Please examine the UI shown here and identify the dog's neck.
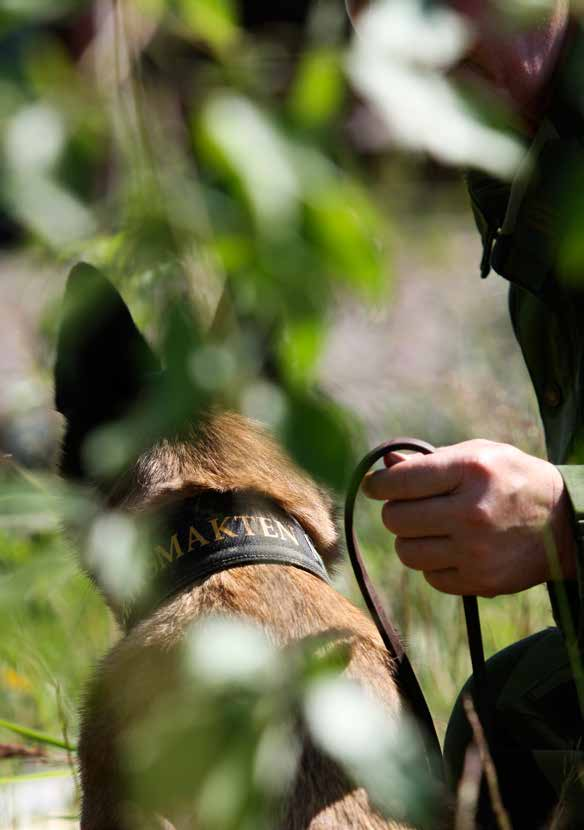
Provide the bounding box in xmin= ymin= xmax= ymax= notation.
xmin=123 ymin=490 xmax=331 ymax=627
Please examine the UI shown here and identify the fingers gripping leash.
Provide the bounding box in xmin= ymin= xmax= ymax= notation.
xmin=345 ymin=437 xmax=487 ymax=782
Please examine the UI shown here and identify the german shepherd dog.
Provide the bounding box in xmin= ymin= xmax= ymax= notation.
xmin=55 ymin=264 xmax=415 ymax=829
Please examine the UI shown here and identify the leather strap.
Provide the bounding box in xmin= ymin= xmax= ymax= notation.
xmin=124 ymin=492 xmax=331 ymax=627
xmin=345 ymin=437 xmax=487 ymax=782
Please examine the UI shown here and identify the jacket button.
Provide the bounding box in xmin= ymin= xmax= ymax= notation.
xmin=543 ymin=383 xmax=562 ymax=408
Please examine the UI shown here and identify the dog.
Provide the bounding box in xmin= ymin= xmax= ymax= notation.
xmin=55 ymin=263 xmax=422 ymax=829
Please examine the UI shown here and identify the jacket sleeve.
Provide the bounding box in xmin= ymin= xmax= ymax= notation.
xmin=557 ymin=466 xmax=584 ymax=556
xmin=549 ymin=20 xmax=584 ymax=586
xmin=551 ymin=467 xmax=584 ymax=639
xmin=465 ymin=26 xmax=584 ymax=618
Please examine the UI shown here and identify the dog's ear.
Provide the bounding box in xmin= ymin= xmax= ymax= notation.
xmin=55 ymin=262 xmax=161 ymax=480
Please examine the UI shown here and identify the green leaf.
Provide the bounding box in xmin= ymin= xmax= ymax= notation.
xmin=0 ymin=0 xmax=82 ymax=30
xmin=278 ymin=318 xmax=325 ymax=386
xmin=4 ymin=170 xmax=97 ymax=249
xmin=178 ymin=0 xmax=239 ymax=51
xmin=0 ymin=470 xmax=96 ymax=533
xmin=198 ymin=94 xmax=300 ymax=232
xmin=305 ymin=179 xmax=386 ymax=298
xmin=0 ymin=768 xmax=73 ymax=785
xmin=0 ymin=718 xmax=76 ymax=752
xmin=280 ymin=393 xmax=357 ymax=491
xmin=289 ymin=49 xmax=345 ymax=129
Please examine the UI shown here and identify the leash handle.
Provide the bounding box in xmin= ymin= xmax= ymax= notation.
xmin=345 ymin=437 xmax=487 ymax=782
xmin=345 ymin=438 xmax=443 ymax=780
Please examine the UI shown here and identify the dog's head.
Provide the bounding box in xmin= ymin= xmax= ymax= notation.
xmin=55 ymin=264 xmax=338 ymax=618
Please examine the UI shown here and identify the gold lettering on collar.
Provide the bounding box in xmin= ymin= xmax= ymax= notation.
xmin=154 ymin=533 xmax=184 ymax=569
xmin=258 ymin=516 xmax=279 ymax=539
xmin=234 ymin=515 xmax=256 ymax=536
xmin=274 ymin=520 xmax=298 ymax=545
xmin=188 ymin=525 xmax=209 ymax=551
xmin=209 ymin=516 xmax=238 ymax=541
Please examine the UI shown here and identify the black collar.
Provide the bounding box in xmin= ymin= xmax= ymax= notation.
xmin=124 ymin=491 xmax=331 ymax=627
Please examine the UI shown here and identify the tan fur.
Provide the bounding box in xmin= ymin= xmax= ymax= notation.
xmin=111 ymin=411 xmax=337 ymax=561
xmin=78 ymin=412 xmax=414 ymax=829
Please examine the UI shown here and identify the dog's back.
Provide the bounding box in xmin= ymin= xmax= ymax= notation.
xmin=80 ymin=569 xmax=405 ymax=828
xmin=55 ymin=266 xmax=413 ymax=829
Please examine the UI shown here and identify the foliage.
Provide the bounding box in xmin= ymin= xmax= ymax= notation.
xmin=0 ymin=0 xmax=580 ymax=826
xmin=0 ymin=0 xmax=394 ymax=823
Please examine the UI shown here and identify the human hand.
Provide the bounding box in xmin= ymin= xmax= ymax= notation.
xmin=363 ymin=439 xmax=577 ymax=596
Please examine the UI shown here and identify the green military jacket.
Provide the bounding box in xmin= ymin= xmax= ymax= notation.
xmin=466 ymin=67 xmax=584 ymax=638
xmin=449 ymin=30 xmax=584 ymax=807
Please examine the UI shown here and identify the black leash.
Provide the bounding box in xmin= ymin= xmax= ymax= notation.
xmin=345 ymin=437 xmax=487 ymax=781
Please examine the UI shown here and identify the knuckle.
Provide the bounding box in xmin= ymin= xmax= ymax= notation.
xmin=464 ymin=441 xmax=509 ymax=478
xmin=466 ymin=499 xmax=492 ymax=528
xmin=462 ymin=438 xmax=491 ymax=451
xmin=465 ymin=441 xmax=516 ymax=480
xmin=465 ymin=453 xmax=495 ymax=481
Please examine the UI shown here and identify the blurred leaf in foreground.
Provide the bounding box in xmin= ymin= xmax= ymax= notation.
xmin=177 ymin=0 xmax=239 ymax=52
xmin=122 ymin=616 xmax=421 ymax=828
xmin=288 ymin=48 xmax=345 ymax=129
xmin=0 ymin=0 xmax=81 ymax=28
xmin=347 ymin=0 xmax=523 ymax=176
xmin=199 ymin=93 xmax=301 ymax=233
xmin=305 ymin=677 xmax=439 ymax=825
